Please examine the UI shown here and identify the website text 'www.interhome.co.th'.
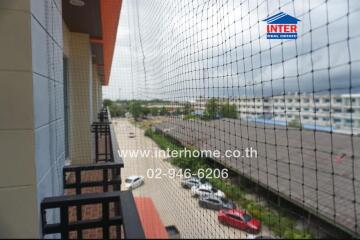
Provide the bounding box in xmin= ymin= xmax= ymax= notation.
xmin=117 ymin=147 xmax=258 ymax=159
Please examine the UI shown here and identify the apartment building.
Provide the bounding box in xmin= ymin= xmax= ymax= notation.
xmin=0 ymin=0 xmax=121 ymax=237
xmin=194 ymin=93 xmax=360 ymax=130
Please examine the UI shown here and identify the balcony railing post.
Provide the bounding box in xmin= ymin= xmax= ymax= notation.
xmin=95 ymin=124 xmax=99 ymax=163
xmin=60 ymin=205 xmax=69 ymax=239
xmin=103 ymin=200 xmax=110 ymax=239
xmin=75 ymin=169 xmax=82 ymax=239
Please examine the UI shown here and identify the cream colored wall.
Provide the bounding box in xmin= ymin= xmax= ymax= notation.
xmin=66 ymin=32 xmax=93 ymax=164
xmin=0 ymin=0 xmax=65 ymax=237
xmin=63 ymin=22 xmax=105 ymax=164
xmin=92 ymin=64 xmax=99 ymax=121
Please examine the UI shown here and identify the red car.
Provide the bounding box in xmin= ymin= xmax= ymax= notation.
xmin=218 ymin=209 xmax=261 ymax=233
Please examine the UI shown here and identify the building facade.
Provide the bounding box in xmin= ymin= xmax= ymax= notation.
xmin=194 ymin=93 xmax=360 ymax=131
xmin=0 ymin=0 xmax=121 ymax=237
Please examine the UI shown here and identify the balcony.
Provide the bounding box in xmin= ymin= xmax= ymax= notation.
xmin=40 ymin=108 xmax=145 ymax=239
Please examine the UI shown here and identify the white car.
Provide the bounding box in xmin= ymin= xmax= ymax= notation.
xmin=125 ymin=176 xmax=144 ymax=189
xmin=191 ymin=184 xmax=225 ymax=198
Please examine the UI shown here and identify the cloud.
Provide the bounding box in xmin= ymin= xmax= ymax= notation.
xmin=104 ymin=0 xmax=360 ymax=100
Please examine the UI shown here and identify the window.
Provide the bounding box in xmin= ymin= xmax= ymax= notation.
xmin=304 ymin=116 xmax=309 ymax=120
xmin=315 ymin=98 xmax=320 ymax=103
xmin=227 ymin=214 xmax=243 ymax=221
xmin=209 ymin=199 xmax=220 ymax=204
xmin=334 ymin=118 xmax=341 ymax=123
xmin=304 ymin=108 xmax=309 ymax=111
xmin=336 ymin=98 xmax=342 ymax=103
xmin=241 ymin=214 xmax=252 ymax=222
xmin=324 ymin=98 xmax=330 ymax=103
xmin=334 ymin=109 xmax=342 ymax=113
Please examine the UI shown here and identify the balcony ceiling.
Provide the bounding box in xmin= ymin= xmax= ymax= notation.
xmin=62 ymin=0 xmax=102 ymax=38
xmin=62 ymin=0 xmax=122 ymax=85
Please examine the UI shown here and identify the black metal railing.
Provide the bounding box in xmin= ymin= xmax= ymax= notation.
xmin=92 ymin=107 xmax=123 ymax=164
xmin=63 ymin=162 xmax=122 ymax=195
xmin=41 ymin=190 xmax=144 ymax=239
xmin=40 ymin=108 xmax=144 ymax=239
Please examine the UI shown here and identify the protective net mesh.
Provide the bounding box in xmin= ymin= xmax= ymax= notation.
xmin=102 ymin=0 xmax=360 ymax=238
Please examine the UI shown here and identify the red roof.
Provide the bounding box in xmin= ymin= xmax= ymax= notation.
xmin=135 ymin=197 xmax=168 ymax=239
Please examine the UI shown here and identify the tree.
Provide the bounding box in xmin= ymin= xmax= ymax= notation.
xmin=159 ymin=106 xmax=169 ymax=116
xmin=288 ymin=118 xmax=302 ymax=128
xmin=220 ymin=102 xmax=238 ymax=119
xmin=109 ymin=104 xmax=126 ymax=117
xmin=183 ymin=102 xmax=193 ymax=115
xmin=129 ymin=101 xmax=143 ymax=121
xmin=150 ymin=107 xmax=159 ymax=116
xmin=205 ymin=98 xmax=220 ymax=119
xmin=103 ymin=99 xmax=113 ymax=107
xmin=142 ymin=107 xmax=151 ymax=116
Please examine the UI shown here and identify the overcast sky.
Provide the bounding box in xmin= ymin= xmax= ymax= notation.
xmin=103 ymin=0 xmax=360 ymax=101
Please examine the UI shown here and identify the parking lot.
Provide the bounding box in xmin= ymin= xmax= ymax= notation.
xmin=114 ymin=118 xmax=272 ymax=239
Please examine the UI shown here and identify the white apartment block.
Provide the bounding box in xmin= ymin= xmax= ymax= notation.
xmin=193 ymin=93 xmax=360 ymax=130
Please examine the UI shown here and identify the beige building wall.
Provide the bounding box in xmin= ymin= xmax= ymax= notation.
xmin=63 ymin=23 xmax=104 ymax=165
xmin=98 ymin=81 xmax=103 ymax=110
xmin=0 ymin=0 xmax=65 ymax=237
xmin=93 ymin=64 xmax=100 ymax=121
xmin=66 ymin=32 xmax=93 ymax=164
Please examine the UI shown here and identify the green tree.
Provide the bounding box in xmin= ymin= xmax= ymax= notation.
xmin=150 ymin=107 xmax=159 ymax=116
xmin=183 ymin=102 xmax=193 ymax=115
xmin=205 ymin=98 xmax=220 ymax=119
xmin=142 ymin=107 xmax=151 ymax=116
xmin=103 ymin=99 xmax=113 ymax=107
xmin=159 ymin=106 xmax=169 ymax=116
xmin=129 ymin=101 xmax=143 ymax=121
xmin=288 ymin=118 xmax=302 ymax=128
xmin=220 ymin=102 xmax=238 ymax=119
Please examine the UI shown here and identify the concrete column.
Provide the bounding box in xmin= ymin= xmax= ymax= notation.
xmin=68 ymin=32 xmax=93 ymax=164
xmin=92 ymin=64 xmax=99 ymax=121
xmin=0 ymin=0 xmax=65 ymax=237
xmin=98 ymin=81 xmax=103 ymax=109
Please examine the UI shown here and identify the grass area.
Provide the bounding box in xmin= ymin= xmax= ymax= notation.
xmin=144 ymin=127 xmax=313 ymax=239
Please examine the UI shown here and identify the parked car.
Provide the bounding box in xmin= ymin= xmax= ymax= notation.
xmin=191 ymin=184 xmax=225 ymax=198
xmin=199 ymin=196 xmax=236 ymax=210
xmin=165 ymin=225 xmax=180 ymax=239
xmin=181 ymin=177 xmax=208 ymax=189
xmin=218 ymin=209 xmax=261 ymax=234
xmin=125 ymin=176 xmax=144 ymax=189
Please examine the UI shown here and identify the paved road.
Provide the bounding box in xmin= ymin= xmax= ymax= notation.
xmin=113 ymin=118 xmax=271 ymax=239
xmin=154 ymin=117 xmax=360 ymax=236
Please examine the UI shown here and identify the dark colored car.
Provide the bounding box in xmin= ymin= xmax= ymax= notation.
xmin=218 ymin=209 xmax=261 ymax=234
xmin=198 ymin=196 xmax=236 ymax=210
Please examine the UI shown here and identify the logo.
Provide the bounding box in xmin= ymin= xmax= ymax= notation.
xmin=263 ymin=12 xmax=300 ymax=39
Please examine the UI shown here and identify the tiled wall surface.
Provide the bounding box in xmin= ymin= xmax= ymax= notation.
xmin=0 ymin=0 xmax=64 ymax=237
xmin=31 ymin=0 xmax=65 ymax=236
xmin=0 ymin=0 xmax=104 ymax=237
